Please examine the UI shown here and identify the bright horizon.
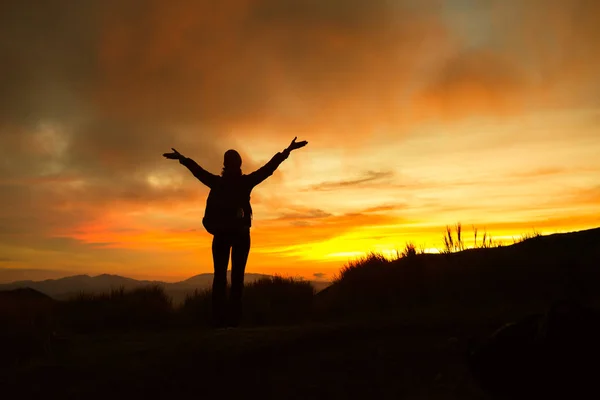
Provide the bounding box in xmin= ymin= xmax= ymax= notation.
xmin=1 ymin=1 xmax=599 ymax=283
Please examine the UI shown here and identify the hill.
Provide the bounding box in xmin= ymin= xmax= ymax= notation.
xmin=0 ymin=287 xmax=54 ymax=302
xmin=316 ymin=226 xmax=600 ymax=320
xmin=0 ymin=272 xmax=332 ymax=304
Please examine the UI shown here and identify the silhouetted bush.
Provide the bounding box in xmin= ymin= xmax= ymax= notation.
xmin=58 ymin=285 xmax=174 ymax=333
xmin=320 ymin=252 xmax=430 ymax=318
xmin=179 ymin=276 xmax=315 ymax=327
xmin=0 ymin=289 xmax=56 ymax=366
xmin=333 ymin=252 xmax=390 ymax=284
xmin=178 ymin=288 xmax=213 ymax=328
xmin=243 ymin=276 xmax=315 ymax=326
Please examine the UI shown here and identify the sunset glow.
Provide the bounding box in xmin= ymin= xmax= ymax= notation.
xmin=1 ymin=0 xmax=599 ymax=282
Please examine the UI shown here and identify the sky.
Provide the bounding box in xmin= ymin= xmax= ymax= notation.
xmin=1 ymin=0 xmax=599 ymax=283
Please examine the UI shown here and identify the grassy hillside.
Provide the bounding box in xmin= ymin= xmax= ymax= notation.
xmin=1 ymin=226 xmax=599 ymax=398
xmin=316 ymin=227 xmax=600 ymax=320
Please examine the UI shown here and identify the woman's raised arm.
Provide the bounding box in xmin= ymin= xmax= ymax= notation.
xmin=163 ymin=148 xmax=219 ymax=188
xmin=246 ymin=137 xmax=308 ymax=187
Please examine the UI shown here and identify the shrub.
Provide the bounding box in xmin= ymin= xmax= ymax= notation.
xmin=333 ymin=252 xmax=390 ymax=284
xmin=59 ymin=285 xmax=174 ymax=333
xmin=178 ymin=276 xmax=315 ymax=327
xmin=0 ymin=289 xmax=56 ymax=366
xmin=178 ymin=288 xmax=213 ymax=328
xmin=243 ymin=276 xmax=315 ymax=326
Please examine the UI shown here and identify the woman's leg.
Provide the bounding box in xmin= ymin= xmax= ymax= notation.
xmin=229 ymin=229 xmax=251 ymax=326
xmin=212 ymin=233 xmax=231 ymax=327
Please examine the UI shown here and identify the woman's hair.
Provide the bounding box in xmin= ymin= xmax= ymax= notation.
xmin=222 ymin=149 xmax=242 ymax=177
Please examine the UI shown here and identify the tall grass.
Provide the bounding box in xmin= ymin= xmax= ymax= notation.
xmin=0 ymin=289 xmax=56 ymax=366
xmin=243 ymin=276 xmax=315 ymax=325
xmin=333 ymin=252 xmax=390 ymax=284
xmin=399 ymin=242 xmax=425 ymax=259
xmin=10 ymin=278 xmax=317 ymax=333
xmin=59 ymin=285 xmax=174 ymax=332
xmin=179 ymin=288 xmax=213 ymax=326
xmin=513 ymin=229 xmax=543 ymax=244
xmin=442 ymin=223 xmax=504 ymax=252
xmin=179 ymin=276 xmax=315 ymax=327
xmin=442 ymin=223 xmax=463 ymax=253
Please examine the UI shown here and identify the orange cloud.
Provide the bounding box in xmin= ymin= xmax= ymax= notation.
xmin=410 ymin=49 xmax=533 ymax=119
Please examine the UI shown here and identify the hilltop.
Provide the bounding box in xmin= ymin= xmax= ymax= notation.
xmin=316 ymin=226 xmax=600 ymax=320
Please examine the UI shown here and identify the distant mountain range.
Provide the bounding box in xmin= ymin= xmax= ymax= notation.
xmin=0 ymin=273 xmax=332 ymax=304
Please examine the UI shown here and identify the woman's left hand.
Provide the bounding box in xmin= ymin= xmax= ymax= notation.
xmin=163 ymin=148 xmax=183 ymax=160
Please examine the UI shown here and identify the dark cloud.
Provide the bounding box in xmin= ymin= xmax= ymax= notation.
xmin=0 ymin=2 xmax=101 ymax=126
xmin=313 ymin=272 xmax=326 ymax=279
xmin=278 ymin=209 xmax=332 ymax=220
xmin=412 ymin=49 xmax=531 ymax=118
xmin=362 ymin=204 xmax=405 ymax=213
xmin=310 ymin=171 xmax=395 ymax=191
xmin=0 ymin=0 xmax=449 ymax=131
xmin=409 ymin=0 xmax=600 ymax=119
xmin=502 ymin=0 xmax=600 ymax=82
xmin=290 ymin=221 xmax=311 ymax=227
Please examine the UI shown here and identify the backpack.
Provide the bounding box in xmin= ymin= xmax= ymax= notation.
xmin=202 ymin=177 xmax=251 ymax=235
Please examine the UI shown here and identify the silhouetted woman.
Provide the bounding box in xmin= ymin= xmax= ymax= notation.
xmin=163 ymin=137 xmax=308 ymax=327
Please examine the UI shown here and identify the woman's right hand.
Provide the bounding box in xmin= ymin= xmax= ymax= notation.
xmin=287 ymin=137 xmax=308 ymax=152
xmin=163 ymin=148 xmax=183 ymax=160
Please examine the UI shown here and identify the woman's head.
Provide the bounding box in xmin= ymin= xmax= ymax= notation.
xmin=222 ymin=149 xmax=242 ymax=177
